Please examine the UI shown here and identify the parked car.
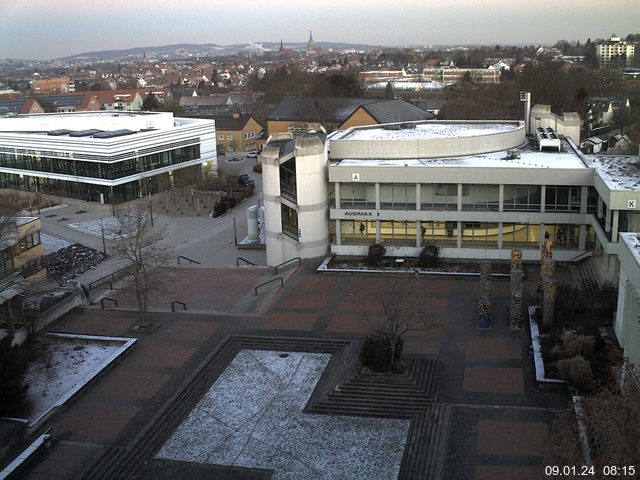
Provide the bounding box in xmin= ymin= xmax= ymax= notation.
xmin=246 ymin=151 xmax=258 ymax=159
xmin=237 ymin=174 xmax=255 ymax=190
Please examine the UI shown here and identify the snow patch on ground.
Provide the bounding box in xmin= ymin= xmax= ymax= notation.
xmin=26 ymin=338 xmax=122 ymax=422
xmin=39 ymin=233 xmax=72 ymax=255
xmin=157 ymin=350 xmax=410 ymax=480
xmin=68 ymin=216 xmax=123 ymax=239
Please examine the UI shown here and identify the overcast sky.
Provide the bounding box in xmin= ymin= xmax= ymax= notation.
xmin=1 ymin=0 xmax=639 ymax=60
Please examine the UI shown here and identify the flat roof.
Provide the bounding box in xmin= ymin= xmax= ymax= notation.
xmin=337 ymin=121 xmax=520 ymax=141
xmin=334 ymin=139 xmax=588 ymax=170
xmin=620 ymin=233 xmax=640 ymax=268
xmin=584 ymin=155 xmax=640 ymax=191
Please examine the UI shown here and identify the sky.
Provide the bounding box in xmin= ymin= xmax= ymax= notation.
xmin=1 ymin=0 xmax=639 ymax=60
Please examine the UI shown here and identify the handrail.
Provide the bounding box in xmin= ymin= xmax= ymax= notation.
xmin=569 ymin=250 xmax=593 ymax=263
xmin=171 ymin=300 xmax=187 ymax=312
xmin=274 ymin=257 xmax=301 ymax=274
xmin=177 ymin=255 xmax=201 ymax=265
xmin=100 ymin=297 xmax=118 ymax=308
xmin=254 ymin=277 xmax=284 ymax=296
xmin=89 ymin=266 xmax=129 ymax=291
xmin=236 ymin=257 xmax=257 ymax=266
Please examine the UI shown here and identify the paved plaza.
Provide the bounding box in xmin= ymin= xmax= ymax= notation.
xmin=17 ymin=258 xmax=570 ymax=479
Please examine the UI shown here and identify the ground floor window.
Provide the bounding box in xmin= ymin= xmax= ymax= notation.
xmin=460 ymin=223 xmax=499 ymax=247
xmin=380 ymin=221 xmax=416 ymax=246
xmin=340 ymin=220 xmax=376 ymax=245
xmin=502 ymin=223 xmax=540 ymax=247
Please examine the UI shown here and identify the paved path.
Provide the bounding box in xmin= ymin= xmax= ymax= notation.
xmin=18 ymin=260 xmax=572 ymax=480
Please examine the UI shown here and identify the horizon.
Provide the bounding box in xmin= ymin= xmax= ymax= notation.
xmin=1 ymin=0 xmax=639 ymax=61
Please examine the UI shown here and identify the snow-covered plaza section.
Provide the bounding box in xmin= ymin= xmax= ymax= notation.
xmin=68 ymin=216 xmax=123 ymax=239
xmin=26 ymin=334 xmax=135 ymax=425
xmin=157 ymin=350 xmax=410 ymax=479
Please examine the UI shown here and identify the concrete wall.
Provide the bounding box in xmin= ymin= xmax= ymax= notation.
xmin=330 ymin=121 xmax=525 ymax=160
xmin=529 ymin=105 xmax=581 ymax=144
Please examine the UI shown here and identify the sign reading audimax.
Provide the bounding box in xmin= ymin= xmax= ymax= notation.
xmin=343 ymin=211 xmax=381 ymax=217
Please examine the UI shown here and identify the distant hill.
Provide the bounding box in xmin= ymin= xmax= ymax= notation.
xmin=62 ymin=41 xmax=378 ymax=60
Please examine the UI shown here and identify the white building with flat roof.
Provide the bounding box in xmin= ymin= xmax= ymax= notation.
xmin=0 ymin=111 xmax=216 ymax=203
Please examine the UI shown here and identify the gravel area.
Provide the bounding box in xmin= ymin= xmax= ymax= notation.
xmin=157 ymin=350 xmax=410 ymax=480
xmin=42 ymin=244 xmax=107 ymax=284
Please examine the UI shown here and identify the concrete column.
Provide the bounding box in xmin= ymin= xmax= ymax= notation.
xmin=579 ymin=224 xmax=587 ymax=250
xmin=415 ymin=183 xmax=421 ymax=211
xmin=334 ymin=182 xmax=341 ymax=209
xmin=498 ymin=222 xmax=503 ymax=249
xmin=416 ymin=220 xmax=421 ymax=248
xmin=612 ymin=210 xmax=619 ymax=241
xmin=540 ymin=185 xmax=546 ymax=213
xmin=539 ymin=224 xmax=545 ymax=248
xmin=375 ymin=183 xmax=380 ymax=210
xmin=605 ymin=207 xmax=612 ymax=232
xmin=498 ymin=184 xmax=504 ymax=212
xmin=375 ymin=220 xmax=380 ymax=243
xmin=456 ymin=221 xmax=462 ymax=249
xmin=335 ymin=220 xmax=341 ymax=246
xmin=608 ymin=254 xmax=617 ymax=282
xmin=597 ymin=197 xmax=603 ymax=219
xmin=457 ymin=184 xmax=463 ymax=211
xmin=580 ymin=185 xmax=588 ymax=214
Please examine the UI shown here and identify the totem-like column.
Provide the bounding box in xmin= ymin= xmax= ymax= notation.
xmin=542 ymin=278 xmax=557 ymax=326
xmin=477 ymin=263 xmax=492 ymax=329
xmin=510 ymin=249 xmax=524 ymax=330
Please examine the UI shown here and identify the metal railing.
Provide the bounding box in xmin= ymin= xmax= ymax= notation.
xmin=171 ymin=301 xmax=187 ymax=312
xmin=254 ymin=277 xmax=283 ymax=296
xmin=177 ymin=255 xmax=201 ymax=265
xmin=89 ymin=266 xmax=129 ymax=291
xmin=274 ymin=257 xmax=301 ymax=274
xmin=100 ymin=297 xmax=118 ymax=309
xmin=570 ymin=250 xmax=593 ymax=263
xmin=236 ymin=257 xmax=256 ymax=266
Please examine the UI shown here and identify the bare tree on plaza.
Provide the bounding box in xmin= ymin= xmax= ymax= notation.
xmin=110 ymin=202 xmax=173 ymax=328
xmin=365 ymin=276 xmax=440 ymax=372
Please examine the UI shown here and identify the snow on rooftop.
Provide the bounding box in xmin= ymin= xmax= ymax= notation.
xmin=341 ymin=122 xmax=520 ymax=141
xmin=335 ymin=141 xmax=587 ymax=170
xmin=620 ymin=233 xmax=640 ymax=267
xmin=584 ymin=154 xmax=640 ymax=191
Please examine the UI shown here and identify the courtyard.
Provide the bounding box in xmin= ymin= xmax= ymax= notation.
xmin=16 ymin=259 xmax=571 ymax=480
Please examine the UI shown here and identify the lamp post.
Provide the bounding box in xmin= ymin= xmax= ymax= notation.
xmin=100 ymin=217 xmax=107 ymax=254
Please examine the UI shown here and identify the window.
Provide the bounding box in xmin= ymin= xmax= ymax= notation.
xmin=380 ymin=184 xmax=416 ymax=209
xmin=502 ymin=223 xmax=540 ymax=247
xmin=339 ymin=183 xmax=375 ymax=208
xmin=218 ymin=134 xmax=224 ymax=141
xmin=503 ymin=185 xmax=541 ymax=211
xmin=545 ymin=186 xmax=581 ymax=212
xmin=227 ymin=134 xmax=233 ymax=141
xmin=421 ymin=184 xmax=457 ymax=210
xmin=462 ymin=184 xmax=499 ymax=211
xmin=281 ymin=204 xmax=298 ymax=239
xmin=227 ymin=145 xmax=234 ymax=152
xmin=340 ymin=220 xmax=376 ymax=244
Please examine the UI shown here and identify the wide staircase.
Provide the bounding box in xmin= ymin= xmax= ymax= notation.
xmin=574 ymin=255 xmax=604 ymax=287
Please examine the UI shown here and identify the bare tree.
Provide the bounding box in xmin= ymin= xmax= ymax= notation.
xmin=0 ymin=197 xmax=26 ymax=333
xmin=364 ymin=276 xmax=439 ymax=372
xmin=109 ymin=202 xmax=173 ymax=328
xmin=547 ymin=362 xmax=640 ymax=477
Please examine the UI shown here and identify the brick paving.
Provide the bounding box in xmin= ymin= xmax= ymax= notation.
xmin=18 ymin=260 xmax=575 ymax=480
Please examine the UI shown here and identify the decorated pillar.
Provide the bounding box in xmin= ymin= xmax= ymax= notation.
xmin=477 ymin=263 xmax=492 ymax=329
xmin=510 ymin=249 xmax=524 ymax=330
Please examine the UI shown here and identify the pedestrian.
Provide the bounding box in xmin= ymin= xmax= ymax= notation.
xmin=421 ymin=225 xmax=426 ymax=239
xmin=359 ymin=222 xmax=365 ymax=237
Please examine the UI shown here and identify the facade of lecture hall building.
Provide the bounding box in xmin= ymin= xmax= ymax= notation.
xmin=261 ymin=111 xmax=640 ymax=361
xmin=0 ymin=111 xmax=217 ymax=204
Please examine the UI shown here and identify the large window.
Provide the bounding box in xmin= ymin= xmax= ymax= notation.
xmin=380 ymin=221 xmax=416 ymax=245
xmin=281 ymin=204 xmax=298 ymax=239
xmin=460 ymin=223 xmax=499 ymax=247
xmin=502 ymin=223 xmax=540 ymax=247
xmin=503 ymin=185 xmax=541 ymax=211
xmin=421 ymin=184 xmax=457 ymax=210
xmin=545 ymin=186 xmax=581 ymax=212
xmin=461 ymin=185 xmax=500 ymax=211
xmin=340 ymin=220 xmax=376 ymax=244
xmin=380 ymin=184 xmax=416 ymax=209
xmin=340 ymin=183 xmax=375 ymax=208
xmin=419 ymin=221 xmax=457 ymax=246
xmin=279 ymin=158 xmax=296 ymax=201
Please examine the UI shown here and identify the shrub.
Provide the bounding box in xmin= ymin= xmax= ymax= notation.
xmin=0 ymin=337 xmax=30 ymax=417
xmin=561 ymin=334 xmax=595 ymax=359
xmin=359 ymin=333 xmax=403 ymax=372
xmin=213 ymin=201 xmax=226 ymax=217
xmin=418 ymin=244 xmax=440 ymax=268
xmin=367 ymin=243 xmax=386 ymax=267
xmin=555 ymin=355 xmax=594 ymax=391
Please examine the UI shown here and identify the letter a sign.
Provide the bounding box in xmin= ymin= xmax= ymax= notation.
xmin=352 ymin=173 xmax=360 ymax=182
